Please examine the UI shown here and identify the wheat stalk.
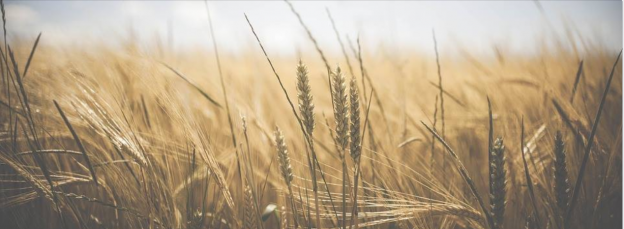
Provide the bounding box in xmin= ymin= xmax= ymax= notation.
xmin=274 ymin=126 xmax=300 ymax=228
xmin=297 ymin=61 xmax=315 ymax=137
xmin=276 ymin=127 xmax=294 ymax=186
xmin=331 ymin=66 xmax=350 ymax=155
xmin=349 ymin=76 xmax=361 ymax=162
xmin=489 ymin=137 xmax=507 ymax=229
xmin=349 ymin=75 xmax=362 ymax=229
xmin=330 ymin=65 xmax=350 ymax=228
xmin=553 ymin=131 xmax=570 ymax=215
xmin=296 ymin=60 xmax=322 ymax=228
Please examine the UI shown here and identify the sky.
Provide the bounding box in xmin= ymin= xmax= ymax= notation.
xmin=4 ymin=1 xmax=622 ymax=56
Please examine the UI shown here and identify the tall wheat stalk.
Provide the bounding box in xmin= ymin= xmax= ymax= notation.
xmin=489 ymin=138 xmax=507 ymax=229
xmin=348 ymin=76 xmax=361 ymax=229
xmin=331 ymin=66 xmax=349 ymax=228
xmin=296 ymin=61 xmax=322 ymax=228
xmin=275 ymin=126 xmax=300 ymax=228
xmin=553 ymin=131 xmax=570 ymax=216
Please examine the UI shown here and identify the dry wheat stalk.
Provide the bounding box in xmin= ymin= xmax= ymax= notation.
xmin=296 ymin=60 xmax=323 ymax=228
xmin=331 ymin=66 xmax=350 ymax=155
xmin=331 ymin=65 xmax=350 ymax=229
xmin=274 ymin=126 xmax=300 ymax=228
xmin=349 ymin=75 xmax=362 ymax=229
xmin=275 ymin=127 xmax=293 ymax=186
xmin=297 ymin=61 xmax=315 ymax=136
xmin=489 ymin=137 xmax=507 ymax=229
xmin=553 ymin=131 xmax=570 ymax=214
xmin=349 ymin=76 xmax=361 ymax=162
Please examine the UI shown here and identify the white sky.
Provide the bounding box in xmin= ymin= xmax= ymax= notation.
xmin=4 ymin=1 xmax=623 ymax=56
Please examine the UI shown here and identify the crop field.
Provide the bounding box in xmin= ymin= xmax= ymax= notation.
xmin=0 ymin=1 xmax=621 ymax=229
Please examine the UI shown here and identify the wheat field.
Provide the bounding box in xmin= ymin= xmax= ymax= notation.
xmin=0 ymin=1 xmax=622 ymax=229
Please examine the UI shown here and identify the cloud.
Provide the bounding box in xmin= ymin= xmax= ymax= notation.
xmin=5 ymin=4 xmax=38 ymax=24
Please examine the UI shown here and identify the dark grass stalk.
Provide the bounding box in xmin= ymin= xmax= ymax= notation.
xmin=569 ymin=60 xmax=584 ymax=103
xmin=8 ymin=46 xmax=55 ymax=199
xmin=140 ymin=95 xmax=151 ymax=129
xmin=112 ymin=143 xmax=141 ymax=187
xmin=22 ymin=32 xmax=41 ymax=79
xmin=565 ymin=49 xmax=622 ymax=228
xmin=421 ymin=121 xmax=495 ymax=229
xmin=17 ymin=120 xmax=69 ymax=228
xmin=53 ymin=100 xmax=98 ymax=186
xmin=162 ymin=64 xmax=222 ymax=109
xmin=520 ymin=117 xmax=542 ymax=229
xmin=552 ymin=99 xmax=588 ymax=147
xmin=591 ymin=124 xmax=621 ymax=227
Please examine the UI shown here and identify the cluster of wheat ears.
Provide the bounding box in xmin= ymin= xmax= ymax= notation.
xmin=0 ymin=1 xmax=622 ymax=229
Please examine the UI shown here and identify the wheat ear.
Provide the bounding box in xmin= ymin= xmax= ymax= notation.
xmin=489 ymin=137 xmax=507 ymax=229
xmin=331 ymin=65 xmax=350 ymax=228
xmin=274 ymin=126 xmax=300 ymax=228
xmin=296 ymin=60 xmax=322 ymax=228
xmin=553 ymin=131 xmax=570 ymax=214
xmin=349 ymin=76 xmax=361 ymax=162
xmin=349 ymin=75 xmax=362 ymax=229
xmin=243 ymin=185 xmax=258 ymax=229
xmin=331 ymin=66 xmax=350 ymax=154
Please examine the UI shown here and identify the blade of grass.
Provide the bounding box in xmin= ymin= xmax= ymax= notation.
xmin=54 ymin=100 xmax=98 ymax=186
xmin=22 ymin=32 xmax=41 ymax=79
xmin=565 ymin=49 xmax=622 ymax=227
xmin=162 ymin=63 xmax=223 ymax=109
xmin=421 ymin=121 xmax=495 ymax=229
xmin=569 ymin=60 xmax=584 ymax=103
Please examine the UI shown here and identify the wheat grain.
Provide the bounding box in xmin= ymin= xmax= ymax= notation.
xmin=489 ymin=137 xmax=507 ymax=229
xmin=275 ymin=127 xmax=293 ymax=186
xmin=331 ymin=66 xmax=350 ymax=155
xmin=244 ymin=185 xmax=258 ymax=229
xmin=349 ymin=76 xmax=361 ymax=162
xmin=297 ymin=61 xmax=315 ymax=136
xmin=553 ymin=131 xmax=570 ymax=214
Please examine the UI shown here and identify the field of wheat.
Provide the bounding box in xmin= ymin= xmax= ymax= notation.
xmin=0 ymin=1 xmax=622 ymax=229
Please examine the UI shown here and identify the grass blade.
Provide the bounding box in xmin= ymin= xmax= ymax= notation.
xmin=54 ymin=100 xmax=98 ymax=186
xmin=565 ymin=49 xmax=622 ymax=227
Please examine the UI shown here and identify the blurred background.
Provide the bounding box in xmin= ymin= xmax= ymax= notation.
xmin=5 ymin=1 xmax=622 ymax=56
